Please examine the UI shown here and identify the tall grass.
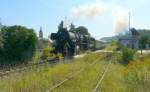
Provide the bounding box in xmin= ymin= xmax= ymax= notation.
xmin=0 ymin=52 xmax=150 ymax=92
xmin=53 ymin=60 xmax=109 ymax=92
xmin=98 ymin=54 xmax=150 ymax=92
xmin=0 ymin=53 xmax=104 ymax=92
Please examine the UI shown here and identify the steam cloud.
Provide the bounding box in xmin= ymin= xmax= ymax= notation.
xmin=112 ymin=7 xmax=129 ymax=35
xmin=70 ymin=3 xmax=107 ymax=19
xmin=70 ymin=3 xmax=130 ymax=35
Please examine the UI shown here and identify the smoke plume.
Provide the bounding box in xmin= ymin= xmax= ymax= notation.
xmin=70 ymin=3 xmax=130 ymax=35
xmin=112 ymin=7 xmax=129 ymax=35
xmin=70 ymin=3 xmax=107 ymax=19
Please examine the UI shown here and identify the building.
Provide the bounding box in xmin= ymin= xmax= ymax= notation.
xmin=39 ymin=27 xmax=43 ymax=39
xmin=119 ymin=28 xmax=139 ymax=49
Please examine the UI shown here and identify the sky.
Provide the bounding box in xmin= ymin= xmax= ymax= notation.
xmin=0 ymin=0 xmax=150 ymax=39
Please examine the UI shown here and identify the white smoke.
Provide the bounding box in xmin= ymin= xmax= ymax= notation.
xmin=112 ymin=7 xmax=129 ymax=35
xmin=70 ymin=2 xmax=108 ymax=19
xmin=70 ymin=2 xmax=130 ymax=35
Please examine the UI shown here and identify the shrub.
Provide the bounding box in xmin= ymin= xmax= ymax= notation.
xmin=120 ymin=47 xmax=136 ymax=64
xmin=123 ymin=56 xmax=150 ymax=92
xmin=0 ymin=25 xmax=37 ymax=65
xmin=40 ymin=47 xmax=54 ymax=60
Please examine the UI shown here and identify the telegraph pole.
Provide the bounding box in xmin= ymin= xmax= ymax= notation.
xmin=128 ymin=12 xmax=130 ymax=34
xmin=129 ymin=12 xmax=133 ymax=48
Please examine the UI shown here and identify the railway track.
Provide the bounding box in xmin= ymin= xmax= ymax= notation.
xmin=0 ymin=50 xmax=113 ymax=78
xmin=92 ymin=61 xmax=111 ymax=92
xmin=0 ymin=52 xmax=95 ymax=78
xmin=92 ymin=53 xmax=114 ymax=92
xmin=0 ymin=58 xmax=60 ymax=77
xmin=0 ymin=50 xmax=102 ymax=78
xmin=0 ymin=51 xmax=114 ymax=92
xmin=45 ymin=57 xmax=100 ymax=92
xmin=45 ymin=52 xmax=113 ymax=92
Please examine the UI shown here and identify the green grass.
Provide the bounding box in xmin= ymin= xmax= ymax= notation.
xmin=53 ymin=59 xmax=109 ymax=92
xmin=0 ymin=53 xmax=150 ymax=92
xmin=0 ymin=53 xmax=104 ymax=92
xmin=97 ymin=54 xmax=150 ymax=92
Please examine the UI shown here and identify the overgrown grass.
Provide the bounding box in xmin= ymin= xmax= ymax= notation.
xmin=54 ymin=59 xmax=109 ymax=92
xmin=123 ymin=55 xmax=150 ymax=92
xmin=0 ymin=53 xmax=104 ymax=92
xmin=0 ymin=52 xmax=150 ymax=92
xmin=98 ymin=54 xmax=150 ymax=92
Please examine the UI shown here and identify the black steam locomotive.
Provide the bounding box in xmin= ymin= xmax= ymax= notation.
xmin=50 ymin=23 xmax=96 ymax=57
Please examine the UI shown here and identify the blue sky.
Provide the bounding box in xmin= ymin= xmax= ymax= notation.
xmin=0 ymin=0 xmax=150 ymax=39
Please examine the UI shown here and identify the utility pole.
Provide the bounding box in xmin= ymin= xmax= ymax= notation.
xmin=128 ymin=12 xmax=130 ymax=34
xmin=129 ymin=12 xmax=134 ymax=48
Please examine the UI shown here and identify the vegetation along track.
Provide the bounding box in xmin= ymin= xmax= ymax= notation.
xmin=92 ymin=52 xmax=115 ymax=92
xmin=46 ymin=52 xmax=113 ymax=92
xmin=0 ymin=58 xmax=60 ymax=77
xmin=0 ymin=51 xmax=110 ymax=77
xmin=92 ymin=60 xmax=111 ymax=92
xmin=46 ymin=58 xmax=100 ymax=92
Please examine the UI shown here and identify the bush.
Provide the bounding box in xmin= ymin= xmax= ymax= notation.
xmin=120 ymin=47 xmax=136 ymax=64
xmin=41 ymin=46 xmax=64 ymax=61
xmin=0 ymin=25 xmax=37 ymax=65
xmin=123 ymin=56 xmax=150 ymax=92
xmin=40 ymin=47 xmax=55 ymax=60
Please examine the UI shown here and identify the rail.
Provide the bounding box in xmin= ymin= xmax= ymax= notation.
xmin=92 ymin=61 xmax=111 ymax=92
xmin=45 ymin=58 xmax=100 ymax=92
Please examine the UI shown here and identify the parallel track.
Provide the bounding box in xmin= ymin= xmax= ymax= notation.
xmin=45 ymin=58 xmax=100 ymax=92
xmin=46 ymin=52 xmax=113 ymax=92
xmin=92 ymin=61 xmax=111 ymax=92
xmin=92 ymin=53 xmax=114 ymax=92
xmin=0 ymin=50 xmax=112 ymax=78
xmin=0 ymin=58 xmax=59 ymax=77
xmin=0 ymin=51 xmax=114 ymax=92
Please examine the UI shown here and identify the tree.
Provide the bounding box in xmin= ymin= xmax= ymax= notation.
xmin=0 ymin=32 xmax=3 ymax=49
xmin=73 ymin=26 xmax=90 ymax=35
xmin=0 ymin=25 xmax=37 ymax=65
xmin=139 ymin=36 xmax=149 ymax=55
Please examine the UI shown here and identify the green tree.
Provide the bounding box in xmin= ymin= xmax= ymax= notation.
xmin=0 ymin=25 xmax=37 ymax=65
xmin=73 ymin=26 xmax=90 ymax=35
xmin=0 ymin=32 xmax=3 ymax=48
xmin=139 ymin=36 xmax=149 ymax=55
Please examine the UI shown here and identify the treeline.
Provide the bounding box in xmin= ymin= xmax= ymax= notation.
xmin=138 ymin=29 xmax=150 ymax=49
xmin=0 ymin=25 xmax=37 ymax=66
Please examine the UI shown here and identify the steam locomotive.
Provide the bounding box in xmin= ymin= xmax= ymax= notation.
xmin=50 ymin=27 xmax=96 ymax=57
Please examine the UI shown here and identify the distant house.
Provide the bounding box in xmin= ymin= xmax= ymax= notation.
xmin=119 ymin=28 xmax=139 ymax=49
